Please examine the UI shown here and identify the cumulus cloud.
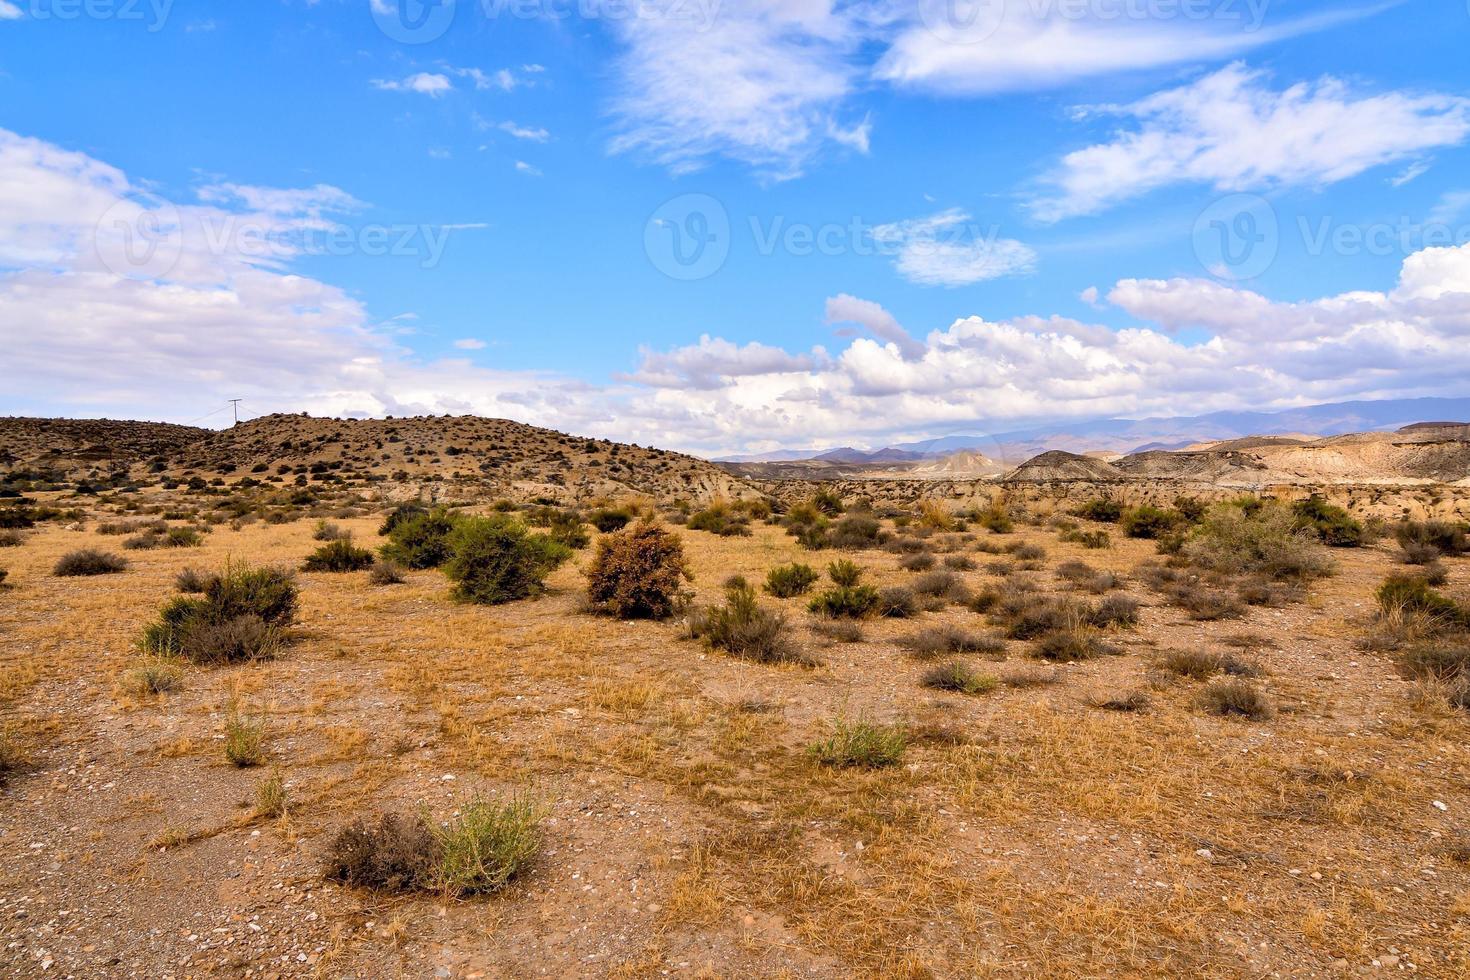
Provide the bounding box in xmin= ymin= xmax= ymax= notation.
xmin=871 ymin=208 xmax=1036 ymax=287
xmin=8 ymin=128 xmax=1470 ymax=456
xmin=372 ymin=72 xmax=453 ymax=97
xmin=1033 ymin=64 xmax=1470 ymax=220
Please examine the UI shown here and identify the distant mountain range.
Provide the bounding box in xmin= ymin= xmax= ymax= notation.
xmin=714 ymin=397 xmax=1470 ymax=465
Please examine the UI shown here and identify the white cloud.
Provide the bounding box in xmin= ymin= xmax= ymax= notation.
xmin=514 ymin=161 xmax=542 ymax=177
xmin=876 ymin=3 xmax=1360 ymax=96
xmin=871 ymin=208 xmax=1036 ymax=287
xmin=1429 ymin=190 xmax=1470 ymax=227
xmin=625 ymin=335 xmax=825 ymax=389
xmin=608 ymin=0 xmax=871 ymax=179
xmin=499 ymin=122 xmax=550 ymax=142
xmin=9 ymin=128 xmax=1470 ymax=456
xmin=453 ymin=338 xmax=488 ymax=350
xmin=1034 ymin=64 xmax=1470 ymax=220
xmin=0 ymin=0 xmax=21 ymax=20
xmin=372 ymin=72 xmax=453 ymax=97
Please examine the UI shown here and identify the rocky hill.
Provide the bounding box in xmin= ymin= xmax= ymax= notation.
xmin=0 ymin=414 xmax=754 ymax=504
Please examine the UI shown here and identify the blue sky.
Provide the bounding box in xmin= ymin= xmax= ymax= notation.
xmin=2 ymin=0 xmax=1470 ymax=453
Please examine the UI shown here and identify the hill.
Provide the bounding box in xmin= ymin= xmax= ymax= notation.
xmin=0 ymin=414 xmax=753 ymax=504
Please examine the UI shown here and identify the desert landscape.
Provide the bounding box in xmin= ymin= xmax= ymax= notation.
xmin=1 ymin=413 xmax=1469 ymax=978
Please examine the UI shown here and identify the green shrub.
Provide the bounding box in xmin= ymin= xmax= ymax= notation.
xmin=827 ymin=559 xmax=862 ymax=587
xmin=808 ymin=584 xmax=881 ymax=619
xmin=1075 ymin=498 xmax=1124 ymax=523
xmin=1376 ymin=574 xmax=1465 ymax=624
xmin=54 ymin=549 xmax=127 ymax=576
xmin=1291 ymin=496 xmax=1364 ymax=547
xmin=589 ymin=508 xmax=634 ymax=533
xmin=1120 ymin=506 xmax=1180 ymax=540
xmin=1183 ymin=502 xmax=1334 ymax=581
xmin=585 ymin=521 xmax=691 ymax=619
xmin=443 ymin=516 xmax=571 ymax=605
xmin=0 ymin=508 xmax=36 ymax=530
xmin=140 ymin=565 xmax=297 ymax=664
xmin=808 ymin=716 xmax=906 ymax=768
xmin=542 ymin=510 xmax=590 ymax=550
xmin=303 ymin=537 xmax=376 ymax=572
xmin=1395 ymin=520 xmax=1468 ymax=556
xmin=688 ymin=502 xmax=751 ymax=537
xmin=921 ymin=662 xmax=998 ymax=695
xmin=1059 ymin=527 xmax=1111 ymax=549
xmin=378 ymin=502 xmax=428 ymax=537
xmin=827 ymin=513 xmax=884 ymax=549
xmin=765 ymin=563 xmax=819 ymax=598
xmin=224 ymin=706 xmax=266 ymax=767
xmin=380 ymin=509 xmax=460 ymax=569
xmin=123 ymin=526 xmax=204 ymax=550
xmin=690 ymin=583 xmax=807 ymax=665
xmin=811 ymin=489 xmax=844 ymax=516
xmin=1198 ymin=678 xmax=1273 ymax=720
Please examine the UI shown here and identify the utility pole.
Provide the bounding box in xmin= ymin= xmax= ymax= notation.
xmin=228 ymin=399 xmax=242 ymax=425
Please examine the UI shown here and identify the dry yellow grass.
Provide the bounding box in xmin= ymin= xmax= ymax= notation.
xmin=1 ymin=493 xmax=1467 ymax=977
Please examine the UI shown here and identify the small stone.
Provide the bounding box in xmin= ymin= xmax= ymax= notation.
xmin=1431 ymin=801 xmax=1447 ymax=812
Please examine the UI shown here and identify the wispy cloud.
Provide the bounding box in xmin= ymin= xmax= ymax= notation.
xmin=499 ymin=122 xmax=550 ymax=142
xmin=872 ymin=209 xmax=1036 ymax=287
xmin=1032 ymin=64 xmax=1470 ymax=220
xmin=372 ymin=72 xmax=453 ymax=97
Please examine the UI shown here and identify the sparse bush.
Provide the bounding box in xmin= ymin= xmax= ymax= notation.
xmin=899 ymin=625 xmax=1004 ymax=659
xmin=809 ymin=584 xmax=881 ymax=619
xmin=875 ymin=586 xmax=919 ymax=618
xmin=1397 ymin=643 xmax=1470 ymax=683
xmin=918 ymin=500 xmax=954 ymax=531
xmin=1089 ymin=690 xmax=1151 ymax=712
xmin=175 ymin=567 xmax=209 ymax=593
xmin=922 ymin=661 xmax=998 ymax=695
xmin=811 ymin=489 xmax=845 ymax=516
xmin=586 ymin=521 xmax=691 ymax=620
xmin=1075 ymin=498 xmax=1124 ymax=523
xmin=827 ymin=559 xmax=862 ymax=587
xmin=124 ymin=655 xmax=183 ymax=695
xmin=893 ymin=552 xmax=929 ymax=575
xmin=1159 ymin=649 xmax=1262 ymax=680
xmin=1091 ymin=593 xmax=1140 ymax=627
xmin=378 ymin=502 xmax=428 ymax=537
xmin=224 ymin=707 xmax=265 ymax=767
xmin=688 ymin=501 xmax=751 ymax=537
xmin=0 ymin=567 xmax=7 ymax=588
xmin=812 ymin=619 xmax=863 ymax=643
xmin=1184 ymin=502 xmax=1334 ymax=581
xmin=1376 ymin=574 xmax=1464 ymax=625
xmin=690 ymin=583 xmax=808 ymax=665
xmin=325 ymin=811 xmax=437 ymax=892
xmin=313 ymin=519 xmax=346 ymax=542
xmin=973 ymin=498 xmax=1014 ymax=534
xmin=912 ymin=570 xmax=967 ymax=602
xmin=1008 ymin=543 xmax=1046 ymax=561
xmin=541 ymin=510 xmax=590 ymax=550
xmin=1121 ymin=506 xmax=1181 ymax=540
xmin=1399 ymin=542 xmax=1443 ymax=565
xmin=1395 ymin=520 xmax=1468 ymax=556
xmin=256 ymin=770 xmax=288 ymax=819
xmin=808 ymin=716 xmax=906 ymax=768
xmin=0 ymin=530 xmax=23 ymax=547
xmin=1059 ymin=527 xmax=1111 ymax=549
xmin=369 ymin=560 xmax=406 ymax=586
xmin=764 ymin=562 xmax=819 ymax=598
xmin=589 ymin=507 xmax=634 ymax=534
xmin=54 ymin=549 xmax=127 ymax=577
xmin=141 ymin=565 xmax=297 ymax=664
xmin=443 ymin=516 xmax=571 ymax=606
xmin=1198 ymin=678 xmax=1273 ymax=720
xmin=123 ymin=526 xmax=203 ymax=550
xmin=1000 ymin=664 xmax=1060 ymax=688
xmin=432 ymin=794 xmax=544 ymax=896
xmin=380 ymin=508 xmax=460 ymax=569
xmin=303 ymin=537 xmax=376 ymax=573
xmin=943 ymin=554 xmax=976 ymax=571
xmin=1291 ymin=496 xmax=1363 ymax=547
xmin=828 ymin=513 xmax=885 ymax=549
xmin=1036 ymin=629 xmax=1120 ymax=662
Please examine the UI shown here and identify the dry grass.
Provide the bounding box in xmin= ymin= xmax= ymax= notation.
xmin=1 ymin=498 xmax=1468 ymax=976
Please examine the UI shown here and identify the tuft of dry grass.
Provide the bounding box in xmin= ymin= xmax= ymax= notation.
xmin=808 ymin=716 xmax=907 ymax=768
xmin=921 ymin=661 xmax=998 ymax=695
xmin=223 ymin=705 xmax=266 ymax=767
xmin=1197 ymin=678 xmax=1273 ymax=720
